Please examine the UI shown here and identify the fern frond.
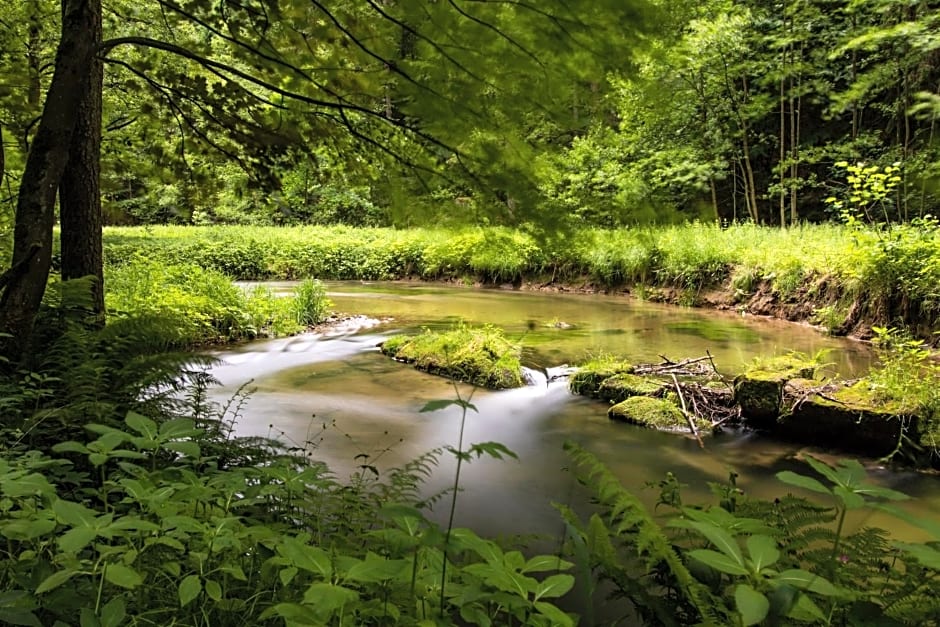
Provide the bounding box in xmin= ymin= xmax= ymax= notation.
xmin=563 ymin=441 xmax=725 ymax=626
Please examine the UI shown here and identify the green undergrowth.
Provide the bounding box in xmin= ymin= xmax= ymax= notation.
xmin=562 ymin=442 xmax=940 ymax=626
xmin=104 ymin=259 xmax=331 ymax=347
xmin=380 ymin=325 xmax=527 ymax=389
xmin=97 ymin=221 xmax=940 ymax=337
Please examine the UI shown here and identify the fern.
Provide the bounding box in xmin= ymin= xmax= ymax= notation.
xmin=562 ymin=441 xmax=725 ymax=626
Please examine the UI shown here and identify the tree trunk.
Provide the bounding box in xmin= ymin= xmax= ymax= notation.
xmin=0 ymin=0 xmax=97 ymax=362
xmin=60 ymin=0 xmax=104 ymax=321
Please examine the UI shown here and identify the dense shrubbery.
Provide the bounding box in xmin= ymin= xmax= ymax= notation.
xmin=105 ymin=258 xmax=331 ymax=346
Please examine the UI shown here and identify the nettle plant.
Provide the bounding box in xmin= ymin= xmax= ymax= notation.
xmin=562 ymin=443 xmax=940 ymax=626
xmin=826 ymin=161 xmax=903 ymax=226
xmin=0 ymin=402 xmax=577 ymax=626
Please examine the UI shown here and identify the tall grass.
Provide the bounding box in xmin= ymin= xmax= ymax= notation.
xmin=98 ymin=221 xmax=940 ymax=331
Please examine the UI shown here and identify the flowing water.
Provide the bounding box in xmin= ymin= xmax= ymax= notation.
xmin=208 ymin=282 xmax=938 ymax=542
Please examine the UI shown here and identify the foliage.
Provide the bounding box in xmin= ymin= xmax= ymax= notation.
xmin=381 ymin=325 xmax=527 ymax=390
xmin=100 ymin=222 xmax=940 ymax=338
xmin=289 ymin=279 xmax=331 ymax=328
xmin=562 ymin=442 xmax=940 ymax=626
xmin=0 ymin=309 xmax=575 ymax=626
xmin=105 ymin=259 xmax=330 ymax=346
xmin=867 ymin=326 xmax=940 ymax=454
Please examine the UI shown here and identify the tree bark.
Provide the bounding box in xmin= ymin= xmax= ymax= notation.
xmin=60 ymin=0 xmax=104 ymax=321
xmin=0 ymin=0 xmax=98 ymax=362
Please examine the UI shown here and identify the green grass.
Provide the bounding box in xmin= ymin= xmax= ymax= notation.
xmin=97 ymin=221 xmax=940 ymax=334
xmin=105 ymin=258 xmax=331 ymax=347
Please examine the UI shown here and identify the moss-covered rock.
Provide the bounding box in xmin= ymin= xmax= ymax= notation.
xmin=608 ymin=396 xmax=710 ymax=433
xmin=569 ymin=358 xmax=635 ymax=397
xmin=734 ymin=354 xmax=820 ymax=428
xmin=778 ymin=379 xmax=919 ymax=457
xmin=380 ymin=325 xmax=527 ymax=389
xmin=597 ymin=373 xmax=664 ymax=403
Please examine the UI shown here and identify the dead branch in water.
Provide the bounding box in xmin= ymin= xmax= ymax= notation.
xmin=671 ymin=373 xmax=704 ymax=448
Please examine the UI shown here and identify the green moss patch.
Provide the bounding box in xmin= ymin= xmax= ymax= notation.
xmin=608 ymin=396 xmax=709 ymax=433
xmin=735 ymin=353 xmax=821 ymax=427
xmin=597 ymin=373 xmax=664 ymax=403
xmin=380 ymin=325 xmax=527 ymax=389
xmin=569 ymin=357 xmax=635 ymax=397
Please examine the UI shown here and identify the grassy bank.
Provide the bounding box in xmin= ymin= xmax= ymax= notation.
xmin=96 ymin=222 xmax=940 ymax=338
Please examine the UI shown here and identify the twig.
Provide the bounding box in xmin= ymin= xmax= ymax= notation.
xmin=671 ymin=374 xmax=704 ymax=449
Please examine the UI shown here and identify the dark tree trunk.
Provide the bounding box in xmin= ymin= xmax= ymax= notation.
xmin=0 ymin=0 xmax=98 ymax=362
xmin=60 ymin=0 xmax=104 ymax=320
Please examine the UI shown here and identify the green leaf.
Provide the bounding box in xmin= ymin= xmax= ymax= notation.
xmin=179 ymin=575 xmax=201 ymax=607
xmin=467 ymin=441 xmax=518 ymax=460
xmin=420 ymin=399 xmax=477 ymax=413
xmin=834 ymin=485 xmax=866 ymax=509
xmin=894 ymin=542 xmax=940 ymax=570
xmin=0 ymin=609 xmax=41 ymax=626
xmin=787 ymin=592 xmax=828 ymax=623
xmin=79 ymin=609 xmax=100 ymax=627
xmin=58 ymin=527 xmax=97 ymax=553
xmin=687 ymin=521 xmax=745 ymax=566
xmin=802 ymin=456 xmax=844 ymax=487
xmin=534 ymin=574 xmax=575 ymax=601
xmin=774 ymin=570 xmax=840 ymax=596
xmin=278 ymin=567 xmax=298 ymax=587
xmin=523 ymin=555 xmax=573 ymax=574
xmin=302 ymin=583 xmax=358 ymax=611
xmin=53 ymin=499 xmax=96 ymax=527
xmin=689 ymin=549 xmax=750 ymax=576
xmin=36 ymin=570 xmax=78 ymax=594
xmin=100 ymin=598 xmax=126 ymax=627
xmin=747 ymin=535 xmax=780 ymax=573
xmin=775 ymin=471 xmax=832 ymax=495
xmin=534 ymin=601 xmax=574 ymax=627
xmin=205 ymin=579 xmax=222 ymax=602
xmin=104 ymin=563 xmax=143 ymax=589
xmin=735 ymin=584 xmax=770 ymax=626
xmin=159 ymin=418 xmax=199 ymax=439
xmin=125 ymin=412 xmax=158 ymax=439
xmin=344 ymin=553 xmax=408 ymax=583
xmin=164 ymin=441 xmax=201 ymax=458
xmin=278 ymin=537 xmax=331 ymax=578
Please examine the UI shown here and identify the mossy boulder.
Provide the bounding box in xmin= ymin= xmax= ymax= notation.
xmin=778 ymin=379 xmax=919 ymax=457
xmin=569 ymin=359 xmax=635 ymax=397
xmin=734 ymin=354 xmax=819 ymax=428
xmin=597 ymin=373 xmax=664 ymax=403
xmin=380 ymin=325 xmax=527 ymax=389
xmin=608 ymin=396 xmax=710 ymax=433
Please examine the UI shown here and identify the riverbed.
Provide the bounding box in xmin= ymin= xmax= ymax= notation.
xmin=208 ymin=282 xmax=938 ymax=541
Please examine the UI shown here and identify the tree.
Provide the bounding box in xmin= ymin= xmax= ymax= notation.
xmin=0 ymin=0 xmax=659 ymax=362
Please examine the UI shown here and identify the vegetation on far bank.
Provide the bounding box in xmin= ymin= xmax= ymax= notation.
xmin=98 ymin=221 xmax=940 ymax=339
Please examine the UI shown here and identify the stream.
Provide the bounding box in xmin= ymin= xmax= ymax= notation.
xmin=207 ymin=282 xmax=939 ymax=543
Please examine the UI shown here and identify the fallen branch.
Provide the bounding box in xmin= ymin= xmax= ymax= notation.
xmin=671 ymin=373 xmax=704 ymax=449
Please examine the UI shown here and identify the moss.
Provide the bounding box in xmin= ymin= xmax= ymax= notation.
xmin=569 ymin=357 xmax=635 ymax=397
xmin=745 ymin=354 xmax=818 ymax=381
xmin=597 ymin=373 xmax=664 ymax=403
xmin=608 ymin=396 xmax=710 ymax=433
xmin=380 ymin=325 xmax=526 ymax=389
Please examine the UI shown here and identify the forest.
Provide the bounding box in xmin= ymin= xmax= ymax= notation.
xmin=1 ymin=0 xmax=940 ymax=625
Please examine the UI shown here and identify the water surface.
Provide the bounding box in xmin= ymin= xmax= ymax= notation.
xmin=210 ymin=282 xmax=937 ymax=541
